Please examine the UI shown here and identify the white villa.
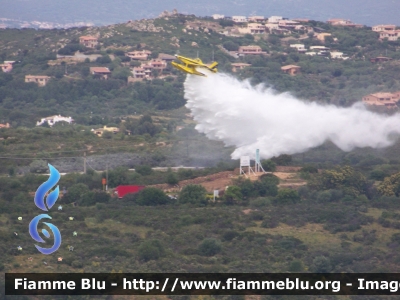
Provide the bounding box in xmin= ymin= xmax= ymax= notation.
xmin=36 ymin=115 xmax=74 ymax=127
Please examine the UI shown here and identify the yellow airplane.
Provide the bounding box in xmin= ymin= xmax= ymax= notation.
xmin=171 ymin=54 xmax=218 ymax=76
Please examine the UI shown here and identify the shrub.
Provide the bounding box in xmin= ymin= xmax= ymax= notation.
xmin=271 ymin=154 xmax=292 ymax=166
xmin=260 ymin=173 xmax=280 ymax=185
xmin=311 ymin=256 xmax=332 ymax=273
xmin=222 ymin=230 xmax=239 ymax=241
xmin=136 ymin=188 xmax=169 ymax=206
xmin=300 ymin=165 xmax=318 ymax=173
xmin=63 ymin=183 xmax=90 ymax=204
xmin=288 ymin=260 xmax=304 ymax=272
xmin=71 ymin=260 xmax=83 ymax=268
xmin=261 ymin=217 xmax=279 ymax=228
xmin=224 ymin=185 xmax=243 ymax=204
xmin=138 ymin=239 xmax=165 ymax=261
xmin=166 ymin=172 xmax=179 ymax=185
xmin=179 ymin=184 xmax=207 ymax=206
xmin=261 ymin=159 xmax=276 ymax=171
xmin=135 ymin=165 xmax=153 ymax=176
xmin=275 ymin=189 xmax=300 ymax=204
xmin=198 ymin=238 xmax=222 ymax=256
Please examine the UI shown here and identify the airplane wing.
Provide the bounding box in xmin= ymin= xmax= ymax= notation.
xmin=175 ymin=55 xmax=204 ymax=66
xmin=171 ymin=62 xmax=206 ymax=76
xmin=172 ymin=55 xmax=217 ymax=76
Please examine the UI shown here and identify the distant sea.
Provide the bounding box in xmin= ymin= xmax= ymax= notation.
xmin=1 ymin=0 xmax=399 ymax=28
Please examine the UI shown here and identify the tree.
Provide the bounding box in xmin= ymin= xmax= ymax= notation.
xmin=312 ymin=166 xmax=368 ymax=197
xmin=135 ymin=188 xmax=169 ymax=206
xmin=112 ymin=67 xmax=131 ymax=80
xmin=166 ymin=171 xmax=179 ymax=185
xmin=275 ymin=188 xmax=300 ymax=204
xmin=219 ymin=19 xmax=234 ymax=27
xmin=224 ymin=185 xmax=243 ymax=204
xmin=223 ymin=41 xmax=239 ymax=51
xmin=271 ymin=154 xmax=292 ymax=166
xmin=198 ymin=238 xmax=222 ymax=256
xmin=261 ymin=159 xmax=276 ymax=171
xmin=253 ymin=180 xmax=278 ymax=197
xmin=138 ymin=239 xmax=165 ymax=261
xmin=288 ymin=260 xmax=304 ymax=272
xmin=378 ymin=172 xmax=400 ymax=196
xmin=96 ymin=55 xmax=112 ymax=64
xmin=311 ymin=255 xmax=332 ymax=273
xmin=63 ymin=183 xmax=90 ymax=204
xmin=135 ymin=165 xmax=153 ymax=176
xmin=29 ymin=160 xmax=48 ymax=173
xmin=179 ymin=184 xmax=207 ymax=206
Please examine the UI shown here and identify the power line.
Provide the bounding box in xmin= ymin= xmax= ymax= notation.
xmin=0 ymin=156 xmax=83 ymax=160
xmin=0 ymin=145 xmax=138 ymax=158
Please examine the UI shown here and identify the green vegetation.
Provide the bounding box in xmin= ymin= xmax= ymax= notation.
xmin=2 ymin=14 xmax=400 ymax=296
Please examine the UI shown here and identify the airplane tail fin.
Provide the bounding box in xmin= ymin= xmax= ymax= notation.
xmin=208 ymin=62 xmax=218 ymax=70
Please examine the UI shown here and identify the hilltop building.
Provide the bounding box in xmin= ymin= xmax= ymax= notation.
xmin=79 ymin=36 xmax=98 ymax=48
xmin=90 ymin=67 xmax=111 ymax=80
xmin=37 ymin=115 xmax=74 ymax=127
xmin=268 ymin=16 xmax=283 ymax=24
xmin=327 ymin=19 xmax=363 ymax=28
xmin=92 ymin=126 xmax=119 ymax=137
xmin=316 ymin=33 xmax=332 ymax=42
xmin=25 ymin=75 xmax=51 ymax=87
xmin=232 ymin=16 xmax=247 ymax=23
xmin=248 ymin=16 xmax=264 ymax=23
xmin=212 ymin=14 xmax=225 ymax=20
xmin=379 ymin=30 xmax=400 ymax=41
xmin=125 ymin=50 xmax=151 ymax=60
xmin=158 ymin=53 xmax=176 ymax=62
xmin=131 ymin=67 xmax=147 ymax=79
xmin=372 ymin=25 xmax=396 ymax=32
xmin=0 ymin=123 xmax=10 ymax=128
xmin=237 ymin=45 xmax=265 ymax=55
xmin=281 ymin=65 xmax=301 ymax=76
xmin=370 ymin=56 xmax=392 ymax=63
xmin=289 ymin=44 xmax=306 ymax=52
xmin=0 ymin=61 xmax=14 ymax=72
xmin=362 ymin=92 xmax=400 ymax=108
xmin=330 ymin=51 xmax=348 ymax=59
xmin=231 ymin=63 xmax=251 ymax=72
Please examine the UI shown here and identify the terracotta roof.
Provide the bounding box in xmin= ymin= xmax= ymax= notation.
xmin=25 ymin=75 xmax=51 ymax=79
xmin=239 ymin=45 xmax=261 ymax=49
xmin=80 ymin=36 xmax=98 ymax=40
xmin=90 ymin=67 xmax=111 ymax=73
xmin=158 ymin=53 xmax=175 ymax=60
xmin=231 ymin=63 xmax=251 ymax=66
xmin=281 ymin=65 xmax=301 ymax=70
xmin=373 ymin=24 xmax=396 ymax=27
xmin=370 ymin=92 xmax=395 ymax=98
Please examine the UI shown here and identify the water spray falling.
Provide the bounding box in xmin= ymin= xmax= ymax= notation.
xmin=184 ymin=72 xmax=400 ymax=160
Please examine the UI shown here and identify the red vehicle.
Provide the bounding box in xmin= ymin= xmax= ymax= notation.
xmin=114 ymin=185 xmax=146 ymax=198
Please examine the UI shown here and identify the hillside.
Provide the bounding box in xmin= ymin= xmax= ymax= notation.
xmin=4 ymin=13 xmax=400 ymax=299
xmin=1 ymin=13 xmax=400 ymax=174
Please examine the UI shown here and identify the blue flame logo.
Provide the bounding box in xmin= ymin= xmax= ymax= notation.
xmin=29 ymin=164 xmax=62 ymax=254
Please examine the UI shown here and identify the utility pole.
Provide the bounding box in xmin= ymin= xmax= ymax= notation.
xmin=83 ymin=152 xmax=86 ymax=174
xmin=106 ymin=151 xmax=108 ymax=191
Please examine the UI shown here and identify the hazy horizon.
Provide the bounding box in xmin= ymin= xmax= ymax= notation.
xmin=1 ymin=0 xmax=399 ymax=28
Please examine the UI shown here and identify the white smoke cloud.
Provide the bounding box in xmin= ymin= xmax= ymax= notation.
xmin=184 ymin=72 xmax=400 ymax=160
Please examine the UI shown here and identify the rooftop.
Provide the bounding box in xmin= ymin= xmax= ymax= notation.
xmin=90 ymin=67 xmax=111 ymax=73
xmin=281 ymin=65 xmax=301 ymax=70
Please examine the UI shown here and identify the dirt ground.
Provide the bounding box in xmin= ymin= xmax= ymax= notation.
xmin=150 ymin=167 xmax=307 ymax=194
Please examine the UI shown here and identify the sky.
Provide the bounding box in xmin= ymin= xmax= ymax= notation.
xmin=1 ymin=0 xmax=399 ymax=27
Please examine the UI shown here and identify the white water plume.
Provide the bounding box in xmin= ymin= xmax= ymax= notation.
xmin=184 ymin=72 xmax=400 ymax=160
